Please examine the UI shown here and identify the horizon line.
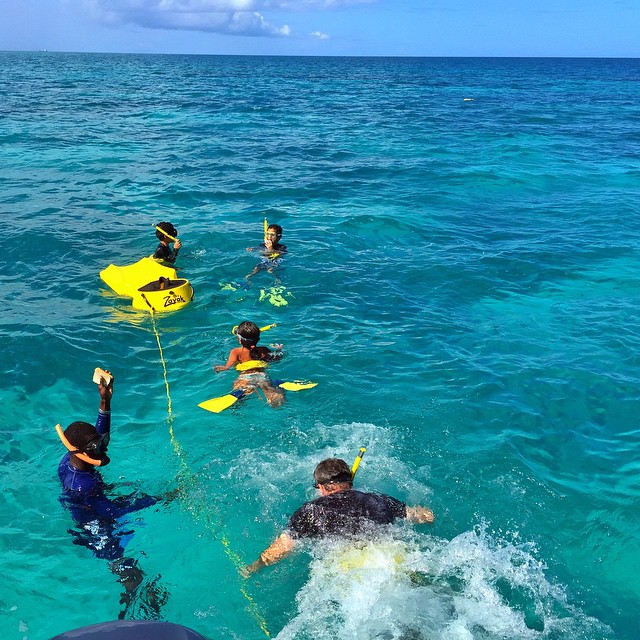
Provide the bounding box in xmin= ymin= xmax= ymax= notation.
xmin=2 ymin=49 xmax=639 ymax=60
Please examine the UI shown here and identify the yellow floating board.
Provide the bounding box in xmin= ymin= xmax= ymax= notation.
xmin=100 ymin=257 xmax=194 ymax=312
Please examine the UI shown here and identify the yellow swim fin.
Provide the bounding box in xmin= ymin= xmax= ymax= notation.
xmin=276 ymin=380 xmax=318 ymax=391
xmin=198 ymin=389 xmax=245 ymax=413
xmin=199 ymin=381 xmax=316 ymax=413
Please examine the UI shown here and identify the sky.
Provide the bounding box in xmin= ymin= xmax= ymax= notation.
xmin=0 ymin=0 xmax=638 ymax=57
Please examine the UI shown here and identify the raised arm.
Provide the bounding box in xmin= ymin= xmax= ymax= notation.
xmin=98 ymin=371 xmax=113 ymax=412
xmin=95 ymin=371 xmax=114 ymax=436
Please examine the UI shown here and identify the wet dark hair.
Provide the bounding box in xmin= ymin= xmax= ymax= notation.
xmin=314 ymin=458 xmax=353 ymax=487
xmin=156 ymin=222 xmax=178 ymax=241
xmin=235 ymin=321 xmax=284 ymax=362
xmin=64 ymin=421 xmax=99 ymax=450
xmin=267 ymin=224 xmax=282 ymax=237
xmin=236 ymin=321 xmax=260 ymax=348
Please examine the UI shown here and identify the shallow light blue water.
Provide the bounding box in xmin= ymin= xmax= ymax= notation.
xmin=1 ymin=53 xmax=639 ymax=639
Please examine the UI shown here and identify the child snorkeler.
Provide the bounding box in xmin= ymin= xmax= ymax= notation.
xmin=153 ymin=222 xmax=182 ymax=264
xmin=213 ymin=321 xmax=285 ymax=407
xmin=245 ymin=223 xmax=287 ymax=279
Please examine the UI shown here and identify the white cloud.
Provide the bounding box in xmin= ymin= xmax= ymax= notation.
xmin=310 ymin=31 xmax=329 ymax=40
xmin=80 ymin=0 xmax=293 ymax=37
xmin=79 ymin=0 xmax=377 ymax=37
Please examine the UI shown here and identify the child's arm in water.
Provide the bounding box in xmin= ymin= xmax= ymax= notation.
xmin=213 ymin=347 xmax=242 ymax=373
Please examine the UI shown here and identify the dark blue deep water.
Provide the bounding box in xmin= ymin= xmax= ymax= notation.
xmin=1 ymin=53 xmax=639 ymax=639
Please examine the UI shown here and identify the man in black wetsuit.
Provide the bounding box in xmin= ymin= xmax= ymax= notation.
xmin=242 ymin=458 xmax=434 ymax=576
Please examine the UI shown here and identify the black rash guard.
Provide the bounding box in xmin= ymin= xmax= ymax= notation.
xmin=153 ymin=242 xmax=179 ymax=264
xmin=287 ymin=489 xmax=406 ymax=539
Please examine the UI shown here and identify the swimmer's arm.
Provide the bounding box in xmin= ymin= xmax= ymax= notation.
xmin=213 ymin=349 xmax=241 ymax=373
xmin=97 ymin=371 xmax=113 ymax=419
xmin=241 ymin=532 xmax=296 ymax=577
xmin=155 ymin=242 xmax=180 ymax=263
xmin=405 ymin=506 xmax=435 ymax=524
xmin=164 ymin=249 xmax=179 ymax=264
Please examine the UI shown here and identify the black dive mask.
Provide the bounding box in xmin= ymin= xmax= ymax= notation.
xmin=82 ymin=432 xmax=110 ymax=461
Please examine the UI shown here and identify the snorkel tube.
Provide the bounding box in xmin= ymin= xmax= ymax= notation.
xmin=263 ymin=217 xmax=269 ymax=244
xmin=351 ymin=447 xmax=366 ymax=478
xmin=55 ymin=424 xmax=109 ymax=467
xmin=154 ymin=225 xmax=179 ymax=243
xmin=231 ymin=323 xmax=277 ymax=336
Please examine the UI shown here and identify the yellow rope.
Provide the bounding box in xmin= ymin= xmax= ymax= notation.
xmin=148 ymin=310 xmax=271 ymax=638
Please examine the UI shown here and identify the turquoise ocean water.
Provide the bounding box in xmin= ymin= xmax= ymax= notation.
xmin=1 ymin=53 xmax=639 ymax=639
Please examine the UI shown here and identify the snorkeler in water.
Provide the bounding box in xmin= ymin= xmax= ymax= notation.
xmin=242 ymin=457 xmax=434 ymax=576
xmin=245 ymin=223 xmax=287 ymax=280
xmin=213 ymin=321 xmax=285 ymax=408
xmin=56 ymin=372 xmax=176 ymax=619
xmin=153 ymin=221 xmax=182 ymax=264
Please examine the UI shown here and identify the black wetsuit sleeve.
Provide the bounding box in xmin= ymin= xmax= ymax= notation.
xmin=154 ymin=243 xmax=179 ymax=263
xmin=381 ymin=494 xmax=407 ymax=520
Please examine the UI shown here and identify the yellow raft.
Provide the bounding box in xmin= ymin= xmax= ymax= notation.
xmin=100 ymin=257 xmax=194 ymax=312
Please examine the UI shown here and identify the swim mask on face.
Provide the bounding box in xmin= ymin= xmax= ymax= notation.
xmin=84 ymin=432 xmax=110 ymax=458
xmin=56 ymin=424 xmax=111 ymax=466
xmin=231 ymin=322 xmax=260 ymax=347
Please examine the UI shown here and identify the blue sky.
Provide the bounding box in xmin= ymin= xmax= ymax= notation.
xmin=1 ymin=0 xmax=638 ymax=57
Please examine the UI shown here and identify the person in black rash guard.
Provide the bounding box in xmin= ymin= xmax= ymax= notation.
xmin=242 ymin=458 xmax=435 ymax=576
xmin=153 ymin=221 xmax=181 ymax=264
xmin=56 ymin=372 xmax=175 ymax=619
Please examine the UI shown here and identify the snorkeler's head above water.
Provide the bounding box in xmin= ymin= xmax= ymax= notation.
xmin=313 ymin=458 xmax=354 ymax=490
xmin=233 ymin=321 xmax=261 ymax=348
xmin=265 ymin=224 xmax=282 ymax=240
xmin=155 ymin=221 xmax=178 ymax=242
xmin=56 ymin=421 xmax=111 ymax=467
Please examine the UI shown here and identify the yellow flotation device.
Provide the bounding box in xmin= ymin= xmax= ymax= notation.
xmin=235 ymin=360 xmax=269 ymax=372
xmin=100 ymin=257 xmax=194 ymax=312
xmin=335 ymin=541 xmax=407 ymax=573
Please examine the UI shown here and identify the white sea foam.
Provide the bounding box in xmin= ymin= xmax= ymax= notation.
xmin=222 ymin=421 xmax=608 ymax=639
xmin=274 ymin=524 xmax=608 ymax=640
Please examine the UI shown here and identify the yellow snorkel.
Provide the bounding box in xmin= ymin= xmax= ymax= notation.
xmin=154 ymin=225 xmax=179 ymax=243
xmin=351 ymin=447 xmax=366 ymax=478
xmin=263 ymin=217 xmax=269 ymax=244
xmin=231 ymin=323 xmax=276 ymax=335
